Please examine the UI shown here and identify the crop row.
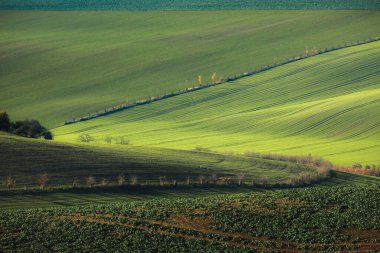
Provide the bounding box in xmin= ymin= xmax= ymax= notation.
xmin=1 ymin=185 xmax=379 ymax=252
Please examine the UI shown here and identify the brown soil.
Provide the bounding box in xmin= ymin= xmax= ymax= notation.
xmin=54 ymin=213 xmax=380 ymax=253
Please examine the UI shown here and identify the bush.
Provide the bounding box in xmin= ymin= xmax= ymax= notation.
xmin=115 ymin=136 xmax=129 ymax=145
xmin=0 ymin=112 xmax=11 ymax=131
xmin=11 ymin=119 xmax=52 ymax=140
xmin=42 ymin=131 xmax=53 ymax=140
xmin=194 ymin=146 xmax=211 ymax=152
xmin=0 ymin=112 xmax=52 ymax=140
xmin=78 ymin=134 xmax=95 ymax=143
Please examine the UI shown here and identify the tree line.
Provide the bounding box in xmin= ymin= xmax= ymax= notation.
xmin=0 ymin=112 xmax=52 ymax=140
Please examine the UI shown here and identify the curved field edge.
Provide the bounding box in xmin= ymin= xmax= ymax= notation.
xmin=0 ymin=0 xmax=379 ymax=10
xmin=1 ymin=10 xmax=379 ymax=127
xmin=54 ymin=41 xmax=380 ymax=166
xmin=0 ymin=132 xmax=325 ymax=190
xmin=1 ymin=186 xmax=379 ymax=252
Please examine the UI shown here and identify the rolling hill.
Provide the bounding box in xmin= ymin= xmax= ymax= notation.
xmin=54 ymin=41 xmax=380 ymax=166
xmin=1 ymin=10 xmax=379 ymax=127
xmin=0 ymin=132 xmax=322 ymax=189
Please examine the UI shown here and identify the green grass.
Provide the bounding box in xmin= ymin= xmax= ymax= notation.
xmin=0 ymin=132 xmax=319 ymax=189
xmin=54 ymin=41 xmax=380 ymax=166
xmin=1 ymin=186 xmax=379 ymax=252
xmin=1 ymin=10 xmax=379 ymax=127
xmin=1 ymin=0 xmax=379 ymax=10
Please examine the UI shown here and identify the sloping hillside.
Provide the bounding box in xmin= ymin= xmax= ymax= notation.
xmin=0 ymin=132 xmax=320 ymax=189
xmin=54 ymin=41 xmax=380 ymax=165
xmin=1 ymin=10 xmax=379 ymax=127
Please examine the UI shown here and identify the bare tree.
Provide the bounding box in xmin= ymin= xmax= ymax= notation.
xmin=86 ymin=176 xmax=96 ymax=188
xmin=104 ymin=136 xmax=113 ymax=144
xmin=130 ymin=176 xmax=138 ymax=186
xmin=117 ymin=174 xmax=125 ymax=186
xmin=159 ymin=176 xmax=167 ymax=186
xmin=100 ymin=178 xmax=109 ymax=187
xmin=4 ymin=175 xmax=16 ymax=190
xmin=198 ymin=175 xmax=205 ymax=185
xmin=211 ymin=173 xmax=218 ymax=184
xmin=115 ymin=136 xmax=129 ymax=145
xmin=186 ymin=176 xmax=191 ymax=185
xmin=38 ymin=172 xmax=48 ymax=190
xmin=78 ymin=134 xmax=95 ymax=143
xmin=72 ymin=177 xmax=79 ymax=188
xmin=236 ymin=173 xmax=245 ymax=186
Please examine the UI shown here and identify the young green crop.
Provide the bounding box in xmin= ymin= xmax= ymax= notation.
xmin=54 ymin=41 xmax=380 ymax=166
xmin=0 ymin=132 xmax=321 ymax=190
xmin=1 ymin=10 xmax=379 ymax=127
xmin=1 ymin=186 xmax=379 ymax=252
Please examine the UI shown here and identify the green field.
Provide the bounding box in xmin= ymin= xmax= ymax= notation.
xmin=1 ymin=0 xmax=379 ymax=10
xmin=1 ymin=6 xmax=380 ymax=252
xmin=53 ymin=41 xmax=380 ymax=166
xmin=0 ymin=132 xmax=323 ymax=189
xmin=1 ymin=185 xmax=380 ymax=252
xmin=1 ymin=10 xmax=379 ymax=127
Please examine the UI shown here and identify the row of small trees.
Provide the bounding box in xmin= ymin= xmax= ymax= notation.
xmin=2 ymin=169 xmax=328 ymax=191
xmin=2 ymin=173 xmax=247 ymax=190
xmin=3 ymin=172 xmax=49 ymax=190
xmin=78 ymin=134 xmax=130 ymax=144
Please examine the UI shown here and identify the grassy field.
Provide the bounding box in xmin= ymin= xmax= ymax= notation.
xmin=1 ymin=185 xmax=379 ymax=252
xmin=1 ymin=10 xmax=379 ymax=127
xmin=54 ymin=41 xmax=380 ymax=166
xmin=1 ymin=0 xmax=379 ymax=10
xmin=0 ymin=171 xmax=378 ymax=210
xmin=0 ymin=132 xmax=322 ymax=189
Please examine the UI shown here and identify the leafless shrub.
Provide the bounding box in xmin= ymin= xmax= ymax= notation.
xmin=115 ymin=136 xmax=129 ymax=145
xmin=38 ymin=172 xmax=48 ymax=190
xmin=352 ymin=163 xmax=363 ymax=169
xmin=78 ymin=134 xmax=95 ymax=143
xmin=198 ymin=175 xmax=206 ymax=185
xmin=72 ymin=177 xmax=79 ymax=188
xmin=100 ymin=178 xmax=109 ymax=187
xmin=4 ymin=175 xmax=16 ymax=190
xmin=130 ymin=176 xmax=138 ymax=186
xmin=218 ymin=176 xmax=235 ymax=185
xmin=86 ymin=176 xmax=96 ymax=188
xmin=159 ymin=176 xmax=167 ymax=186
xmin=236 ymin=173 xmax=245 ymax=185
xmin=117 ymin=174 xmax=125 ymax=186
xmin=194 ymin=146 xmax=211 ymax=152
xmin=211 ymin=173 xmax=218 ymax=184
xmin=104 ymin=136 xmax=113 ymax=144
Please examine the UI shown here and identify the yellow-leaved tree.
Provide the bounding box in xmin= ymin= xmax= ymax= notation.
xmin=212 ymin=72 xmax=217 ymax=83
